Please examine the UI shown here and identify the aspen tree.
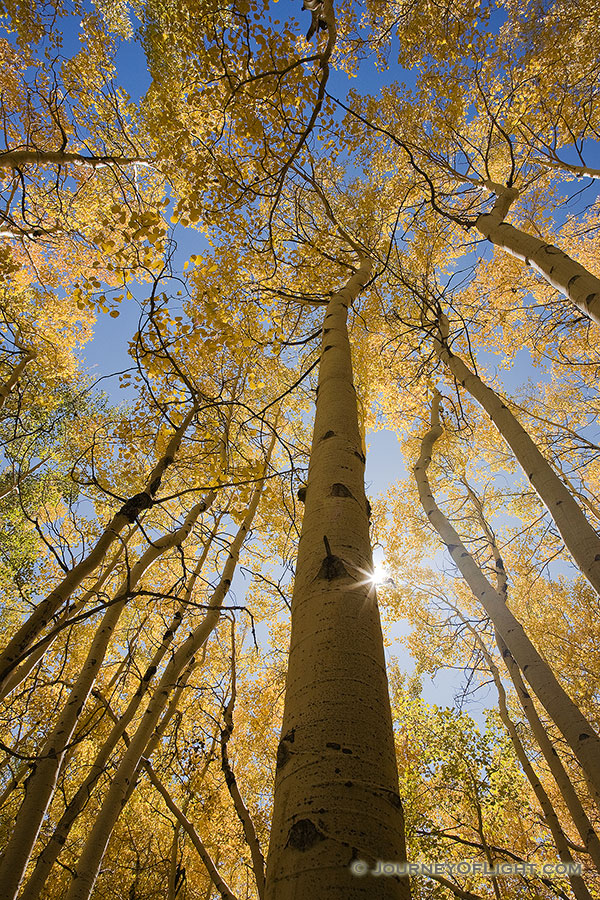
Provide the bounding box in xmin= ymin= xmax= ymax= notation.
xmin=0 ymin=525 xmax=140 ymax=703
xmin=414 ymin=391 xmax=600 ymax=800
xmin=473 ymin=188 xmax=600 ymax=327
xmin=63 ymin=442 xmax=273 ymax=900
xmin=457 ymin=611 xmax=595 ymax=897
xmin=501 ymin=646 xmax=600 ymax=869
xmin=0 ymin=403 xmax=198 ymax=690
xmin=0 ymin=495 xmax=212 ymax=900
xmin=17 ymin=511 xmax=221 ymax=900
xmin=144 ymin=761 xmax=240 ymax=900
xmin=463 ymin=481 xmax=600 ymax=871
xmin=430 ymin=311 xmax=600 ymax=598
xmin=265 ymin=259 xmax=409 ymax=900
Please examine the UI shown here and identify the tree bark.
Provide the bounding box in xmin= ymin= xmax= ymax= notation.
xmin=265 ymin=259 xmax=410 ymax=900
xmin=474 ymin=190 xmax=600 ymax=326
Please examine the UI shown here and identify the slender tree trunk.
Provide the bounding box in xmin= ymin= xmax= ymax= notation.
xmin=63 ymin=459 xmax=270 ymax=900
xmin=0 ymin=525 xmax=139 ymax=703
xmin=432 ymin=314 xmax=600 ymax=597
xmin=18 ymin=511 xmax=219 ymax=900
xmin=167 ymin=818 xmax=181 ymax=900
xmin=461 ymin=479 xmax=600 ymax=870
xmin=0 ymin=761 xmax=28 ymax=809
xmin=413 ymin=392 xmax=600 ymax=801
xmin=464 ymin=618 xmax=594 ymax=899
xmin=0 ymin=458 xmax=46 ymax=500
xmin=474 ymin=190 xmax=600 ymax=326
xmin=0 ymin=404 xmax=197 ymax=690
xmin=220 ymin=626 xmax=265 ymax=900
xmin=500 ymin=642 xmax=600 ymax=870
xmin=265 ymin=259 xmax=409 ymax=900
xmin=144 ymin=762 xmax=240 ymax=900
xmin=0 ymin=499 xmax=208 ymax=900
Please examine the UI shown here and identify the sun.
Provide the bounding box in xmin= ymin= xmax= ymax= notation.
xmin=371 ymin=562 xmax=389 ymax=586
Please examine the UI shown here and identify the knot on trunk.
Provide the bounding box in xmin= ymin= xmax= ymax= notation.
xmin=119 ymin=491 xmax=154 ymax=522
xmin=286 ymin=818 xmax=325 ymax=852
xmin=316 ymin=535 xmax=349 ymax=581
xmin=276 ymin=728 xmax=295 ymax=770
xmin=330 ymin=483 xmax=353 ymax=498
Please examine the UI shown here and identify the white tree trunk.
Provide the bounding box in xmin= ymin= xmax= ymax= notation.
xmin=464 ymin=618 xmax=593 ymax=900
xmin=475 ymin=191 xmax=600 ymax=325
xmin=414 ymin=392 xmax=600 ymax=801
xmin=17 ymin=512 xmax=219 ymax=900
xmin=433 ymin=316 xmax=600 ymax=598
xmin=0 ymin=149 xmax=148 ymax=170
xmin=0 ymin=499 xmax=208 ymax=900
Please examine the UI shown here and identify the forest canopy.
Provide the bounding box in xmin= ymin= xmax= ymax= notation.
xmin=0 ymin=1 xmax=600 ymax=899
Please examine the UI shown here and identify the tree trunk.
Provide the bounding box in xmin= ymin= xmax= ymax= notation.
xmin=464 ymin=618 xmax=594 ymax=899
xmin=221 ymin=625 xmax=265 ymax=900
xmin=461 ymin=478 xmax=600 ymax=869
xmin=413 ymin=392 xmax=600 ymax=802
xmin=500 ymin=642 xmax=600 ymax=871
xmin=0 ymin=498 xmax=208 ymax=900
xmin=0 ymin=404 xmax=197 ymax=690
xmin=144 ymin=762 xmax=239 ymax=900
xmin=0 ymin=149 xmax=147 ymax=170
xmin=432 ymin=314 xmax=600 ymax=598
xmin=0 ymin=525 xmax=139 ymax=703
xmin=265 ymin=259 xmax=410 ymax=900
xmin=475 ymin=190 xmax=600 ymax=326
xmin=63 ymin=458 xmax=270 ymax=900
xmin=18 ymin=512 xmax=220 ymax=900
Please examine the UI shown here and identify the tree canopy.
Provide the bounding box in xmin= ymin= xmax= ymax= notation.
xmin=0 ymin=1 xmax=599 ymax=899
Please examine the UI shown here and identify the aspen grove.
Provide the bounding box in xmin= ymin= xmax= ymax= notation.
xmin=1 ymin=1 xmax=600 ymax=899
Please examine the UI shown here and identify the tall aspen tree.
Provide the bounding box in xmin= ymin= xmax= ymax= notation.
xmin=18 ymin=513 xmax=222 ymax=900
xmin=0 ymin=496 xmax=212 ymax=900
xmin=0 ymin=404 xmax=198 ymax=690
xmin=414 ymin=392 xmax=600 ymax=801
xmin=473 ymin=189 xmax=600 ymax=327
xmin=462 ymin=482 xmax=600 ymax=869
xmin=64 ymin=440 xmax=273 ymax=900
xmin=265 ymin=259 xmax=409 ymax=900
xmin=431 ymin=312 xmax=600 ymax=597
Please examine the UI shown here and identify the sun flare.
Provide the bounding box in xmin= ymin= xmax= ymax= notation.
xmin=371 ymin=562 xmax=389 ymax=585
